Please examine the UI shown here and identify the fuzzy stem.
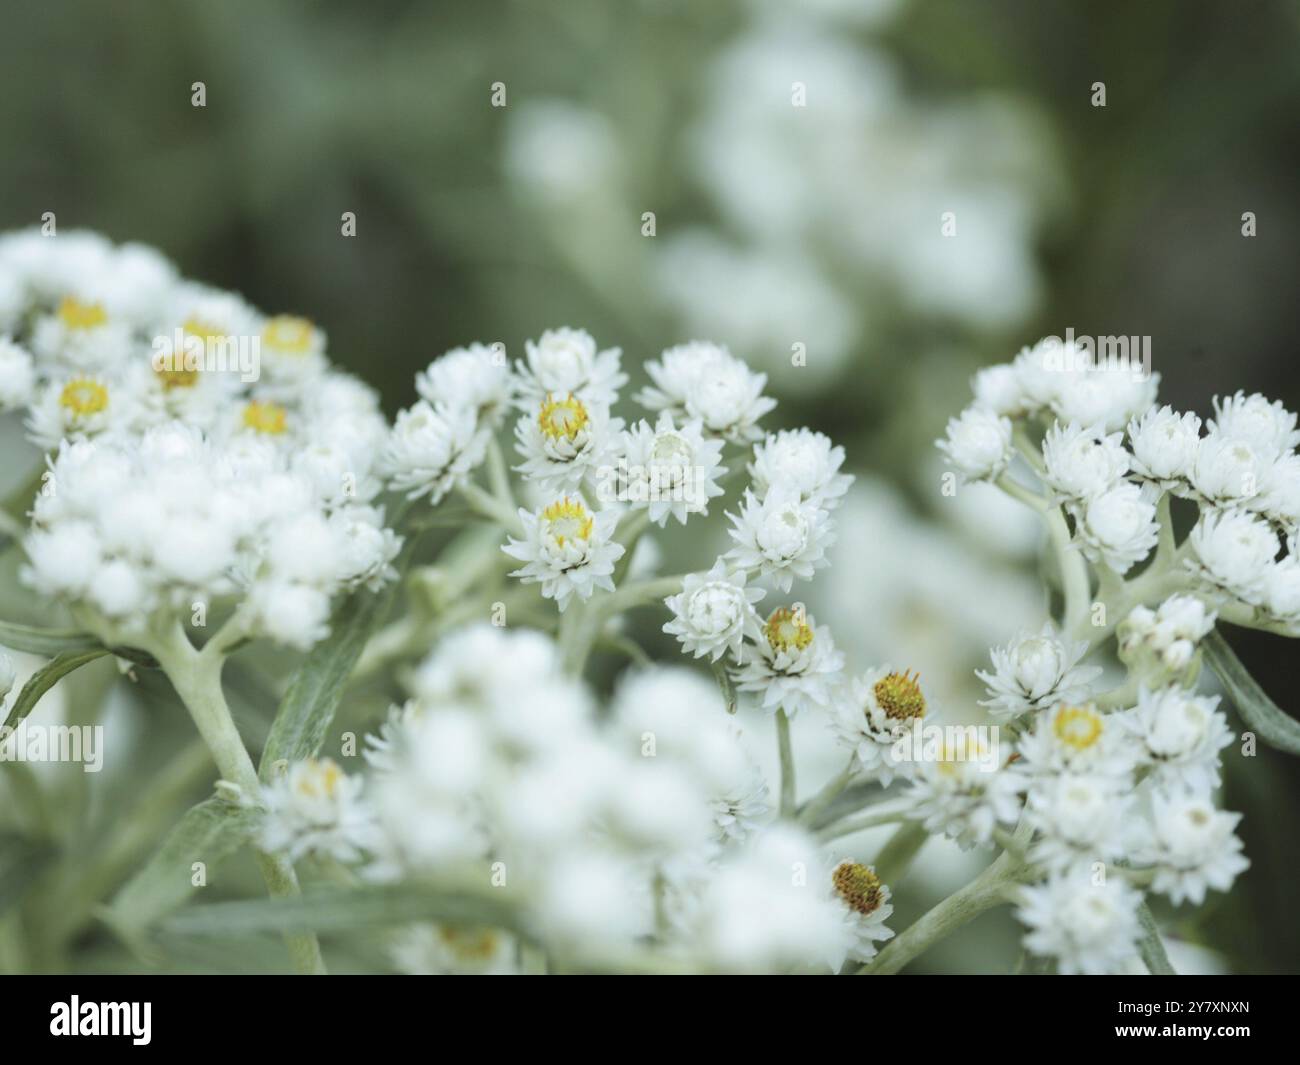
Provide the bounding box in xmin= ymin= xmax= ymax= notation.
xmin=815 ymin=797 xmax=913 ymax=841
xmin=776 ymin=709 xmax=796 ymax=818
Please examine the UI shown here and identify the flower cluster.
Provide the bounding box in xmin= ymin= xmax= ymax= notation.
xmin=931 ymin=335 xmax=1258 ymax=973
xmin=2 ymin=230 xmax=400 ymax=650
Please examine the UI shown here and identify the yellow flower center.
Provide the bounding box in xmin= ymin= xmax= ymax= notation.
xmin=59 ymin=378 xmax=109 ymax=418
xmin=295 ymin=758 xmax=344 ymax=799
xmin=541 ymin=496 xmax=594 ymax=546
xmin=1053 ymin=704 xmax=1103 ymax=751
xmin=262 ymin=315 xmax=315 ymax=353
xmin=764 ymin=606 xmax=813 ymax=652
xmin=832 ymin=861 xmax=884 ymax=916
xmin=183 ymin=316 xmax=226 ymax=343
xmin=438 ymin=926 xmax=502 ymax=962
xmin=154 ymin=358 xmax=200 ymax=390
xmin=538 ymin=393 xmax=589 ymax=442
xmin=243 ymin=400 xmax=288 ymax=435
xmin=58 ymin=296 xmax=107 ymax=330
xmin=873 ymin=670 xmax=925 ymax=721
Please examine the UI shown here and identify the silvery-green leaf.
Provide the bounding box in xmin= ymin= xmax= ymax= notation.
xmin=1205 ymin=629 xmax=1300 ymax=756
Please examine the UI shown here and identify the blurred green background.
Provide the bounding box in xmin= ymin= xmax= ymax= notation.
xmin=3 ymin=0 xmax=1298 ymax=972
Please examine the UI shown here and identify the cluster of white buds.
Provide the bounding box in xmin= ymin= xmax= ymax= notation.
xmin=1 ymin=229 xmax=400 ymax=651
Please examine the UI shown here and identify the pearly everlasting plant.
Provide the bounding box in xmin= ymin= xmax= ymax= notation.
xmin=0 ymin=232 xmax=1292 ymax=977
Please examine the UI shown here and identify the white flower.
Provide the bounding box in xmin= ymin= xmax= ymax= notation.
xmin=514 ymin=392 xmax=622 ymax=495
xmin=502 ymin=494 xmax=625 ymax=611
xmin=22 ymin=520 xmax=103 ymax=597
xmin=662 ymin=560 xmax=764 ymax=662
xmin=1026 ymin=772 xmax=1129 ymax=874
xmin=637 ymin=341 xmax=775 ymax=443
xmin=389 ymin=924 xmax=517 ymax=975
xmin=1190 ymin=429 xmax=1267 ymax=507
xmin=1264 ymin=557 xmax=1300 ymax=624
xmin=906 ymin=743 xmax=1022 ymax=850
xmin=936 ymin=405 xmax=1012 ymax=482
xmin=976 ymin=623 xmax=1102 ymax=720
xmin=725 ymin=488 xmax=833 ymax=592
xmin=1118 ymin=594 xmax=1217 ymax=680
xmin=260 ymin=758 xmax=376 ymax=863
xmin=0 ymin=337 xmax=35 ymax=410
xmin=747 ymin=428 xmax=852 ymax=510
xmin=380 ymin=400 xmax=486 ymax=502
xmin=1075 ymin=481 xmax=1159 ymax=575
xmin=416 ymin=342 xmax=513 ymax=429
xmin=1041 ymin=421 xmax=1129 ymax=502
xmin=515 ymin=327 xmax=626 ymax=408
xmin=1011 ymin=336 xmax=1086 ymax=412
xmin=610 ymin=412 xmax=725 ymax=525
xmin=26 ymin=376 xmax=128 ymax=449
xmin=30 ymin=295 xmax=134 ymax=373
xmin=1122 ymin=686 xmax=1233 ymax=796
xmin=1210 ymin=390 xmax=1300 ymax=461
xmin=1050 ymin=365 xmax=1160 ymax=434
xmin=1185 ymin=507 xmax=1279 ymax=605
xmin=829 ymin=667 xmax=927 ymax=785
xmin=258 ymin=314 xmax=327 ymax=382
xmin=1127 ymin=405 xmax=1201 ymax=486
xmin=1016 ymin=874 xmax=1141 ymax=975
xmin=828 ymin=860 xmax=894 ymax=966
xmin=732 ymin=606 xmax=843 ymax=717
xmin=247 ymin=579 xmax=333 ymax=650
xmin=971 ymin=363 xmax=1029 ymax=417
xmin=1014 ymin=703 xmax=1133 ymax=780
xmin=1137 ymin=794 xmax=1249 ymax=905
xmin=532 ymin=850 xmax=651 ymax=949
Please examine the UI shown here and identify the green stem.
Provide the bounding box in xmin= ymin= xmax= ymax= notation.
xmin=816 ymin=797 xmax=914 ymax=841
xmin=797 ymin=757 xmax=857 ymax=827
xmin=776 ymin=709 xmax=795 ymax=818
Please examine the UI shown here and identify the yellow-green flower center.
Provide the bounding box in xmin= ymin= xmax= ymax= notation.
xmin=832 ymin=861 xmax=884 ymax=916
xmin=538 ymin=393 xmax=589 ymax=442
xmin=263 ymin=315 xmax=314 ymax=353
xmin=765 ymin=606 xmax=813 ymax=652
xmin=243 ymin=400 xmax=287 ymax=435
xmin=58 ymin=296 xmax=107 ymax=330
xmin=873 ymin=670 xmax=925 ymax=721
xmin=542 ymin=496 xmax=593 ymax=545
xmin=59 ymin=378 xmax=108 ymax=417
xmin=294 ymin=757 xmax=344 ymax=799
xmin=1053 ymin=704 xmax=1103 ymax=751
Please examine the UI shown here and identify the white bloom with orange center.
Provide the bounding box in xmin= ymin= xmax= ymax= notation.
xmin=25 ymin=375 xmax=127 ymax=449
xmin=1014 ymin=702 xmax=1133 ymax=780
xmin=502 ymin=493 xmax=624 ymax=611
xmin=732 ymin=605 xmax=843 ymax=716
xmin=259 ymin=757 xmax=377 ymax=864
xmin=259 ymin=313 xmax=327 ymax=380
xmin=30 ymin=295 xmax=134 ymax=372
xmin=828 ymin=666 xmax=927 ymax=785
xmin=514 ymin=392 xmax=622 ymax=495
xmin=828 ymin=860 xmax=894 ymax=967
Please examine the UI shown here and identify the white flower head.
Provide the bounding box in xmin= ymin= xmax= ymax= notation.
xmin=1190 ymin=429 xmax=1267 ymax=508
xmin=0 ymin=336 xmax=35 ymax=410
xmin=515 ymin=327 xmax=626 ymax=408
xmin=514 ymin=392 xmax=623 ymax=496
xmin=1210 ymin=390 xmax=1300 ymax=462
xmin=936 ymin=405 xmax=1013 ymax=483
xmin=610 ymin=412 xmax=726 ymax=525
xmin=906 ymin=740 xmax=1022 ymax=850
xmin=1014 ymin=702 xmax=1134 ymax=780
xmin=260 ymin=757 xmax=376 ymax=864
xmin=637 ymin=341 xmax=775 ymax=443
xmin=1118 ymin=594 xmax=1217 ymax=681
xmin=1264 ymin=556 xmax=1300 ymax=624
xmin=828 ymin=860 xmax=894 ymax=966
xmin=31 ymin=295 xmax=134 ymax=373
xmin=971 ymin=362 xmax=1030 ymax=418
xmin=416 ymin=342 xmax=513 ymax=430
xmin=747 ymin=428 xmax=852 ymax=510
xmin=725 ymin=487 xmax=834 ymax=592
xmin=977 ymin=623 xmax=1102 ymax=721
xmin=1075 ymin=481 xmax=1159 ymax=575
xmin=1185 ymin=507 xmax=1279 ymax=605
xmin=1137 ymin=793 xmax=1249 ymax=906
xmin=829 ymin=667 xmax=927 ymax=785
xmin=1026 ymin=772 xmax=1129 ymax=875
xmin=1050 ymin=364 xmax=1160 ymax=434
xmin=1127 ymin=405 xmax=1201 ymax=487
xmin=1041 ymin=421 xmax=1129 ymax=503
xmin=380 ymin=400 xmax=486 ymax=502
xmin=732 ymin=605 xmax=843 ymax=717
xmin=502 ymin=493 xmax=625 ymax=611
xmin=1016 ymin=873 xmax=1141 ymax=975
xmin=662 ymin=559 xmax=764 ymax=662
xmin=1122 ymin=686 xmax=1233 ymax=796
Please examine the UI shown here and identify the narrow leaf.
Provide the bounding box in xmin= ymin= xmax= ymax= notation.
xmin=711 ymin=659 xmax=738 ymax=715
xmin=0 ymin=833 xmax=58 ymax=916
xmin=161 ymin=881 xmax=514 ymax=937
xmin=258 ymin=585 xmax=393 ymax=780
xmin=2 ymin=648 xmax=108 ymax=730
xmin=0 ymin=619 xmax=101 ymax=656
xmin=107 ymin=797 xmax=262 ymax=931
xmin=1204 ymin=629 xmax=1300 ymax=755
xmin=1135 ymin=900 xmax=1177 ymax=975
